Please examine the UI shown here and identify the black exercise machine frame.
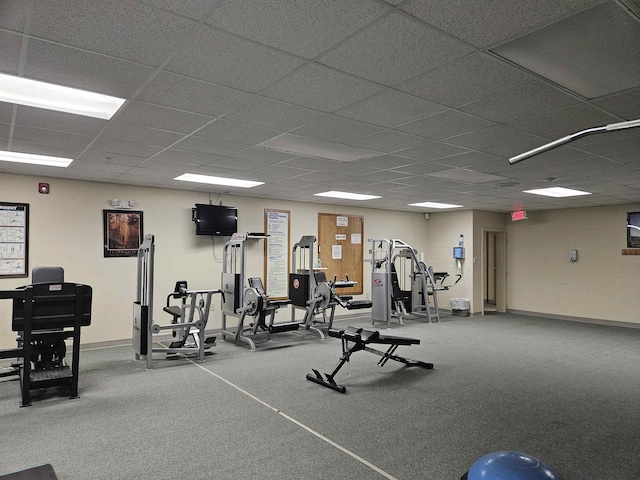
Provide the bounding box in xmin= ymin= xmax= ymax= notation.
xmin=0 ymin=282 xmax=91 ymax=407
xmin=306 ymin=326 xmax=433 ymax=393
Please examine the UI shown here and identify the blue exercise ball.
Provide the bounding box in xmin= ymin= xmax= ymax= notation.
xmin=467 ymin=450 xmax=563 ymax=480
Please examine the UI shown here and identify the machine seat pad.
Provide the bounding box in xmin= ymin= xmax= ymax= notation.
xmin=268 ymin=299 xmax=292 ymax=308
xmin=163 ymin=306 xmax=182 ymax=317
xmin=346 ymin=300 xmax=372 ymax=310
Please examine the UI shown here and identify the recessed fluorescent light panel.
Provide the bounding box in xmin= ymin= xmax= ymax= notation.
xmin=409 ymin=202 xmax=463 ymax=209
xmin=0 ymin=73 xmax=126 ymax=119
xmin=174 ymin=173 xmax=264 ymax=188
xmin=523 ymin=187 xmax=592 ymax=198
xmin=314 ymin=191 xmax=381 ymax=201
xmin=0 ymin=150 xmax=73 ymax=168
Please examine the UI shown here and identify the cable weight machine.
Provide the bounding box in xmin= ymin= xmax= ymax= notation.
xmin=133 ymin=234 xmax=223 ymax=368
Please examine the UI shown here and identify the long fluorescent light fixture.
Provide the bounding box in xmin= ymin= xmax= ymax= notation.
xmin=0 ymin=73 xmax=126 ymax=119
xmin=524 ymin=187 xmax=591 ymax=197
xmin=314 ymin=191 xmax=381 ymax=201
xmin=409 ymin=201 xmax=463 ymax=209
xmin=0 ymin=150 xmax=73 ymax=167
xmin=174 ymin=173 xmax=264 ymax=188
xmin=509 ymin=119 xmax=640 ymax=164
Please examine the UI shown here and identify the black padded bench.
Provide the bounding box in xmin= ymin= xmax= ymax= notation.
xmin=306 ymin=326 xmax=433 ymax=393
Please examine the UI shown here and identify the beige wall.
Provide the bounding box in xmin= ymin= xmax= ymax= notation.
xmin=506 ymin=205 xmax=640 ymax=324
xmin=423 ymin=210 xmax=474 ymax=312
xmin=0 ymin=173 xmax=431 ymax=348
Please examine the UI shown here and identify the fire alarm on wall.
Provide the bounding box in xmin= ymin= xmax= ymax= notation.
xmin=38 ymin=182 xmax=49 ymax=194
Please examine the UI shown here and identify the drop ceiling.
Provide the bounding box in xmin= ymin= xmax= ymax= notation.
xmin=0 ymin=0 xmax=639 ymax=213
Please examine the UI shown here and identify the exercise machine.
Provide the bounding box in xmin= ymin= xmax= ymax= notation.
xmin=0 ymin=281 xmax=92 ymax=407
xmin=306 ymin=326 xmax=433 ymax=393
xmin=302 ymin=272 xmax=372 ymax=332
xmin=370 ymin=239 xmax=460 ymax=326
xmin=370 ymin=238 xmax=431 ymax=326
xmin=133 ymin=234 xmax=223 ymax=368
xmin=230 ymin=277 xmax=299 ymax=349
xmin=161 ymin=280 xmax=218 ymax=352
xmin=222 ymin=233 xmax=300 ymax=349
xmin=288 ymin=235 xmax=321 ymax=322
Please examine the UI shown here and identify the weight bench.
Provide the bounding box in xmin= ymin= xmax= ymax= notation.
xmin=306 ymin=326 xmax=433 ymax=393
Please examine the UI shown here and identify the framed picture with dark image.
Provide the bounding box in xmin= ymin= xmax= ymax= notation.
xmin=103 ymin=210 xmax=143 ymax=258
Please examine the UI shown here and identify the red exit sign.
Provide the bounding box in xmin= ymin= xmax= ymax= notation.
xmin=511 ymin=210 xmax=528 ymax=221
xmin=511 ymin=210 xmax=527 ymax=222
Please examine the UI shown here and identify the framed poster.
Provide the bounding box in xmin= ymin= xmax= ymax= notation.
xmin=103 ymin=210 xmax=143 ymax=258
xmin=264 ymin=209 xmax=290 ymax=299
xmin=0 ymin=202 xmax=28 ymax=277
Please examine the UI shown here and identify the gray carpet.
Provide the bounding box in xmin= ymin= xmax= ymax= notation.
xmin=1 ymin=313 xmax=640 ymax=479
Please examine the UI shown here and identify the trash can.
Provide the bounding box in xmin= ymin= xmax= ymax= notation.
xmin=450 ymin=298 xmax=470 ymax=317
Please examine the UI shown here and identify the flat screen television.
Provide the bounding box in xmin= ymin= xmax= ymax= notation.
xmin=627 ymin=211 xmax=640 ymax=248
xmin=192 ymin=204 xmax=237 ymax=236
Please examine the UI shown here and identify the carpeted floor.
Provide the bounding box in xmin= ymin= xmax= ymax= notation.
xmin=1 ymin=312 xmax=640 ymax=479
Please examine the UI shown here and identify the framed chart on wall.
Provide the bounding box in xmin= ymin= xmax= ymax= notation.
xmin=264 ymin=209 xmax=290 ymax=299
xmin=0 ymin=202 xmax=29 ymax=278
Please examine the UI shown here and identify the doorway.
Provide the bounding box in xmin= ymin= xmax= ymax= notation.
xmin=483 ymin=230 xmax=506 ymax=314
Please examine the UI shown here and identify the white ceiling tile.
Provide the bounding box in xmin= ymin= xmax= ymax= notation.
xmin=401 ymin=0 xmax=601 ymax=48
xmin=11 ymin=125 xmax=93 ymax=150
xmin=394 ymin=141 xmax=470 ymax=161
xmin=208 ymin=157 xmax=277 ymax=171
xmin=24 ymin=40 xmax=155 ymax=98
xmin=261 ymin=63 xmax=385 ymax=112
xmin=206 ymin=0 xmax=388 ymax=58
xmin=290 ymin=115 xmax=383 ymax=143
xmin=398 ymin=53 xmax=534 ymax=107
xmin=221 ymin=96 xmax=324 ymax=131
xmin=335 ymin=89 xmax=447 ymax=128
xmin=391 ymin=162 xmax=456 ymax=175
xmin=592 ymin=87 xmax=640 ymax=119
xmin=491 ymin=2 xmax=640 ymax=98
xmin=278 ymin=156 xmax=342 ymax=171
xmin=445 ymin=125 xmax=536 ymax=150
xmin=79 ymin=150 xmax=147 ymax=167
xmin=459 ymin=81 xmax=580 ymax=123
xmin=0 ymin=31 xmax=22 ymax=75
xmin=433 ymin=151 xmax=505 ymax=168
xmin=8 ymin=141 xmax=82 ymax=160
xmin=0 ymin=104 xmax=13 ymax=124
xmin=136 ymin=72 xmax=251 ymax=117
xmin=260 ymin=134 xmax=378 ymax=162
xmin=506 ymin=104 xmax=620 ymax=137
xmin=350 ymin=154 xmax=416 ymax=170
xmin=15 ymin=106 xmax=107 ymax=136
xmin=397 ymin=110 xmax=495 ymax=139
xmin=89 ymin=137 xmax=164 ymax=158
xmin=426 ymin=169 xmax=508 ymax=183
xmin=172 ymin=135 xmax=245 ymax=156
xmin=116 ymin=101 xmax=212 ymax=134
xmin=231 ymin=146 xmax=298 ymax=163
xmin=100 ymin=121 xmax=184 ymax=147
xmin=319 ymin=13 xmax=474 ymax=86
xmin=196 ymin=119 xmax=281 ymax=145
xmin=30 ymin=0 xmax=196 ymax=66
xmin=0 ymin=1 xmax=29 ymax=31
xmin=0 ymin=122 xmax=10 ymax=139
xmin=342 ymin=129 xmax=431 ymax=153
xmin=166 ymin=25 xmax=305 ymax=93
xmin=68 ymin=161 xmax=131 ymax=174
xmin=139 ymin=0 xmax=216 ymax=20
xmin=153 ymin=149 xmax=225 ymax=166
